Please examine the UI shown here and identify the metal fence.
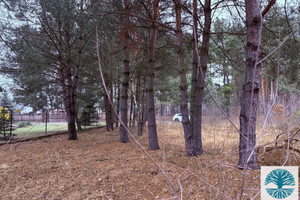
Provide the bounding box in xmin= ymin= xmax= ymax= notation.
xmin=14 ymin=113 xmax=67 ymax=122
xmin=0 ymin=108 xmax=13 ymax=140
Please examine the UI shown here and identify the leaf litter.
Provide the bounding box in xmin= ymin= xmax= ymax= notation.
xmin=0 ymin=121 xmax=298 ymax=199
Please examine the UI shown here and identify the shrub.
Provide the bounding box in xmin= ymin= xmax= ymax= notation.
xmin=18 ymin=121 xmax=31 ymax=128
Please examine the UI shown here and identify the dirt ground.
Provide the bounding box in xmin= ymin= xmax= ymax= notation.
xmin=0 ymin=120 xmax=299 ymax=200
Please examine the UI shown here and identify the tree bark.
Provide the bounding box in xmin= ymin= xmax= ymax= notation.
xmin=136 ymin=75 xmax=141 ymax=133
xmin=66 ymin=22 xmax=78 ymax=140
xmin=190 ymin=0 xmax=198 ymax=146
xmin=170 ymin=104 xmax=175 ymax=116
xmin=119 ymin=0 xmax=131 ymax=143
xmin=110 ymin=69 xmax=114 ymax=131
xmin=75 ymin=109 xmax=82 ymax=131
xmin=238 ymin=0 xmax=262 ymax=169
xmin=138 ymin=75 xmax=147 ymax=136
xmin=75 ymin=0 xmax=83 ymax=132
xmin=116 ymin=69 xmax=120 ymax=127
xmin=192 ymin=0 xmax=211 ymax=155
xmin=132 ymin=91 xmax=136 ymax=128
xmin=174 ymin=0 xmax=194 ymax=157
xmin=129 ymin=92 xmax=133 ymax=128
xmin=261 ymin=75 xmax=267 ymax=114
xmin=57 ymin=17 xmax=78 ymax=140
xmin=146 ymin=0 xmax=160 ymax=150
xmin=160 ymin=104 xmax=164 ymax=116
xmin=104 ymin=87 xmax=112 ymax=132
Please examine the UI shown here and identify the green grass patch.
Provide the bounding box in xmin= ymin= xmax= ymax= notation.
xmin=13 ymin=122 xmax=106 ymax=138
xmin=13 ymin=123 xmax=68 ymax=137
xmin=81 ymin=122 xmax=105 ymax=129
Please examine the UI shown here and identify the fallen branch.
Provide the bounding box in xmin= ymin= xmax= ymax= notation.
xmin=263 ymin=145 xmax=300 ymax=154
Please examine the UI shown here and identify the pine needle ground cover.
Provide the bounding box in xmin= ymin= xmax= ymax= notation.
xmin=0 ymin=120 xmax=298 ymax=199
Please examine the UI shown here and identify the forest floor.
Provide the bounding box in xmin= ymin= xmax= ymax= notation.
xmin=0 ymin=118 xmax=299 ymax=200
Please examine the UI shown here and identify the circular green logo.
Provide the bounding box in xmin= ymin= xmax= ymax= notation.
xmin=265 ymin=169 xmax=295 ymax=199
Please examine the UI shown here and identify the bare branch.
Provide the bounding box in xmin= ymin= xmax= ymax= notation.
xmin=96 ymin=26 xmax=179 ymax=200
xmin=257 ymin=31 xmax=293 ymax=65
xmin=87 ymin=12 xmax=176 ymax=32
xmin=262 ymin=0 xmax=276 ymax=17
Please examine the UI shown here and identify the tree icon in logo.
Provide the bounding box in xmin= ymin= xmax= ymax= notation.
xmin=265 ymin=168 xmax=295 ymax=199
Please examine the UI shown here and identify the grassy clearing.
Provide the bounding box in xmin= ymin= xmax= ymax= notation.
xmin=13 ymin=123 xmax=68 ymax=137
xmin=13 ymin=122 xmax=105 ymax=138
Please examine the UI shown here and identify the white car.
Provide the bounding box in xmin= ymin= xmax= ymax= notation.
xmin=172 ymin=113 xmax=182 ymax=122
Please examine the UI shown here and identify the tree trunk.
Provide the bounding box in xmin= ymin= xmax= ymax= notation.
xmin=65 ymin=52 xmax=78 ymax=140
xmin=116 ymin=69 xmax=120 ymax=127
xmin=104 ymin=91 xmax=112 ymax=132
xmin=160 ymin=104 xmax=164 ymax=116
xmin=132 ymin=92 xmax=136 ymax=128
xmin=103 ymin=52 xmax=113 ymax=132
xmin=120 ymin=58 xmax=129 ymax=142
xmin=193 ymin=0 xmax=211 ymax=155
xmin=57 ymin=19 xmax=78 ymax=141
xmin=146 ymin=0 xmax=160 ymax=150
xmin=170 ymin=104 xmax=175 ymax=116
xmin=238 ymin=0 xmax=262 ymax=169
xmin=119 ymin=0 xmax=130 ymax=143
xmin=190 ymin=0 xmax=199 ymax=155
xmin=75 ymin=0 xmax=83 ymax=132
xmin=129 ymin=92 xmax=133 ymax=128
xmin=66 ymin=62 xmax=78 ymax=140
xmin=67 ymin=98 xmax=77 ymax=140
xmin=190 ymin=0 xmax=198 ymax=146
xmin=110 ymin=69 xmax=114 ymax=131
xmin=233 ymin=71 xmax=241 ymax=107
xmin=136 ymin=75 xmax=142 ymax=135
xmin=174 ymin=0 xmax=194 ymax=157
xmin=261 ymin=75 xmax=267 ymax=114
xmin=75 ymin=109 xmax=82 ymax=131
xmin=138 ymin=75 xmax=147 ymax=136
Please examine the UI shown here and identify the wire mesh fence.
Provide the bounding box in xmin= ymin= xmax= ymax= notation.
xmin=0 ymin=109 xmax=103 ymax=141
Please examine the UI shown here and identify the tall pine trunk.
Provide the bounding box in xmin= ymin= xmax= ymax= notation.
xmin=132 ymin=92 xmax=136 ymax=128
xmin=190 ymin=0 xmax=199 ymax=155
xmin=190 ymin=0 xmax=198 ymax=146
xmin=136 ymin=75 xmax=142 ymax=135
xmin=193 ymin=0 xmax=211 ymax=155
xmin=119 ymin=0 xmax=130 ymax=143
xmin=61 ymin=55 xmax=78 ymax=140
xmin=138 ymin=75 xmax=147 ymax=136
xmin=67 ymin=95 xmax=77 ymax=140
xmin=120 ymin=46 xmax=130 ymax=142
xmin=174 ymin=0 xmax=194 ymax=157
xmin=116 ymin=69 xmax=120 ymax=127
xmin=75 ymin=110 xmax=82 ymax=131
xmin=238 ymin=0 xmax=262 ymax=169
xmin=146 ymin=0 xmax=160 ymax=150
xmin=75 ymin=0 xmax=84 ymax=131
xmin=104 ymin=79 xmax=113 ymax=132
xmin=129 ymin=92 xmax=133 ymax=128
xmin=66 ymin=24 xmax=78 ymax=140
xmin=110 ymin=69 xmax=114 ymax=130
xmin=57 ymin=18 xmax=78 ymax=140
xmin=102 ymin=45 xmax=113 ymax=132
